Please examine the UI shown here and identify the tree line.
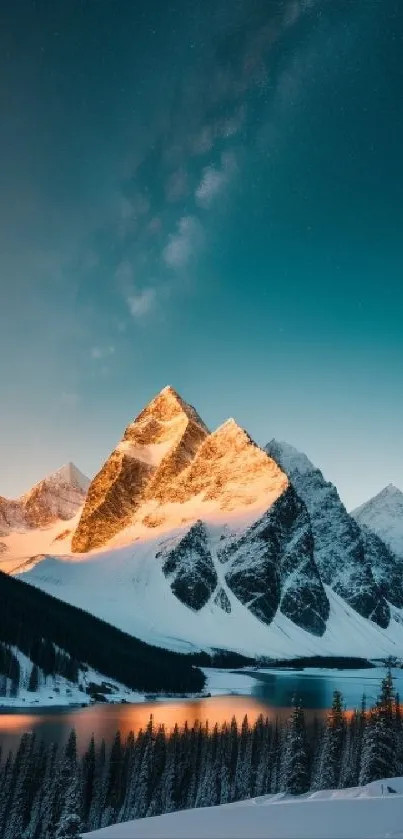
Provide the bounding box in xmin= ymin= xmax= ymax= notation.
xmin=0 ymin=671 xmax=401 ymax=838
xmin=0 ymin=570 xmax=205 ymax=694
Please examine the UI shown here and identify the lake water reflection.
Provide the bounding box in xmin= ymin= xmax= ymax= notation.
xmin=0 ymin=667 xmax=400 ymax=755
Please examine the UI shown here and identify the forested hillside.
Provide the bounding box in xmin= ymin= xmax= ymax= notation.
xmin=0 ymin=570 xmax=205 ymax=696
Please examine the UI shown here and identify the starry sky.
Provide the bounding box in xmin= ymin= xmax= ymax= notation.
xmin=0 ymin=0 xmax=402 ymax=508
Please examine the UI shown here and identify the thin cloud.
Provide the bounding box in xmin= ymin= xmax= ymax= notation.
xmin=195 ymin=151 xmax=237 ymax=209
xmin=127 ymin=287 xmax=157 ymax=317
xmin=163 ymin=216 xmax=203 ymax=268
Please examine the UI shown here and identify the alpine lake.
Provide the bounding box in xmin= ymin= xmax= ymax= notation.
xmin=1 ymin=663 xmax=402 ymax=755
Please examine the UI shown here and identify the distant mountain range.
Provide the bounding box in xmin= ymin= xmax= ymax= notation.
xmin=1 ymin=386 xmax=402 ymax=660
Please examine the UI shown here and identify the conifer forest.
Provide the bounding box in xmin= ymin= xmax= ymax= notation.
xmin=0 ymin=671 xmax=401 ymax=839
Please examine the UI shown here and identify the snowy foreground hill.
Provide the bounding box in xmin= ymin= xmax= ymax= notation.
xmin=83 ymin=778 xmax=403 ymax=839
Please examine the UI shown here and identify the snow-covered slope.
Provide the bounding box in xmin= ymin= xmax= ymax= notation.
xmin=265 ymin=440 xmax=403 ymax=626
xmin=83 ymin=777 xmax=403 ymax=838
xmin=18 ymin=524 xmax=403 ymax=659
xmin=352 ymin=484 xmax=403 ymax=560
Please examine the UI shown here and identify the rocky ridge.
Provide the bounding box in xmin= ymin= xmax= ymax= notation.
xmin=265 ymin=440 xmax=401 ymax=628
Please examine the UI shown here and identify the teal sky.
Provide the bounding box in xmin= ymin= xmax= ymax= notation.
xmin=0 ymin=0 xmax=402 ymax=508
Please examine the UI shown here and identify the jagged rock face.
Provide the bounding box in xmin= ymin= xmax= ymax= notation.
xmin=160 ymin=521 xmax=218 ymax=611
xmin=72 ymin=387 xmax=209 ymax=552
xmin=352 ymin=484 xmax=403 ymax=560
xmin=156 ymin=486 xmax=328 ymax=635
xmin=220 ymin=486 xmax=329 ymax=636
xmin=265 ymin=440 xmax=390 ymax=629
xmin=0 ymin=497 xmax=26 ymax=535
xmin=360 ymin=525 xmax=403 ymax=609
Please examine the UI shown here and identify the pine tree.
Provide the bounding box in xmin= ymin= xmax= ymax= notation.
xmin=5 ymin=733 xmax=36 ymax=839
xmin=269 ymin=720 xmax=283 ymax=793
xmin=161 ymin=725 xmax=180 ymax=814
xmin=313 ymin=690 xmax=345 ymax=790
xmin=0 ymin=752 xmax=14 ymax=836
xmin=134 ymin=737 xmax=153 ymax=819
xmin=359 ymin=671 xmax=397 ymax=785
xmin=281 ymin=702 xmax=310 ymax=795
xmin=81 ymin=734 xmax=96 ymax=826
xmin=220 ymin=723 xmax=231 ymax=804
xmin=186 ymin=723 xmax=204 ymax=809
xmin=255 ymin=717 xmax=272 ymax=797
xmin=194 ymin=724 xmax=213 ymax=809
xmin=87 ymin=739 xmax=106 ymax=832
xmin=44 ymin=730 xmax=78 ymax=839
xmin=233 ymin=715 xmax=250 ymax=801
xmin=105 ymin=731 xmax=124 ymax=817
xmin=55 ymin=765 xmax=83 ymax=839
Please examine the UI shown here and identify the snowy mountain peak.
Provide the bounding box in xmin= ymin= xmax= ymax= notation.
xmin=72 ymin=387 xmax=209 ymax=552
xmin=352 ymin=484 xmax=403 ymax=560
xmin=265 ymin=439 xmax=316 ymax=477
xmin=0 ymin=462 xmax=89 ymax=535
xmin=171 ymin=418 xmax=289 ymax=513
xmin=129 ymin=385 xmax=208 ymax=434
xmin=41 ymin=462 xmax=90 ymax=493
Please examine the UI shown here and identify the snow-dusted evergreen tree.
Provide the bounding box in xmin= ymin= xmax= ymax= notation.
xmin=55 ymin=765 xmax=83 ymax=839
xmin=120 ymin=729 xmax=146 ymax=822
xmin=185 ymin=722 xmax=204 ymax=809
xmin=134 ymin=736 xmax=153 ymax=819
xmin=5 ymin=733 xmax=36 ymax=839
xmin=233 ymin=715 xmax=250 ymax=801
xmin=281 ymin=701 xmax=310 ymax=795
xmin=255 ymin=717 xmax=272 ymax=797
xmin=161 ymin=723 xmax=180 ymax=814
xmin=194 ymin=724 xmax=213 ymax=809
xmin=98 ymin=730 xmax=124 ymax=829
xmin=0 ymin=751 xmax=14 ymax=836
xmin=359 ymin=671 xmax=397 ymax=785
xmin=81 ymin=734 xmax=96 ymax=826
xmin=269 ymin=720 xmax=283 ymax=793
xmin=87 ymin=739 xmax=106 ymax=832
xmin=118 ymin=730 xmax=135 ymax=821
xmin=313 ymin=690 xmax=345 ymax=790
xmin=43 ymin=730 xmax=78 ymax=839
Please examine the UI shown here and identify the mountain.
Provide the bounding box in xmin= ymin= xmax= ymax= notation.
xmin=265 ymin=440 xmax=397 ymax=626
xmin=352 ymin=484 xmax=403 ymax=560
xmin=72 ymin=386 xmax=208 ymax=552
xmin=71 ymin=398 xmax=329 ymax=635
xmin=0 ymin=462 xmax=89 ymax=536
xmin=14 ymin=387 xmax=403 ymax=659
